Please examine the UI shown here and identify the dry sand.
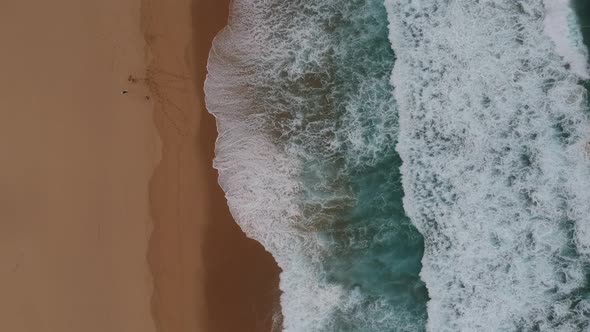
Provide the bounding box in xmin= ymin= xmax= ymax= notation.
xmin=0 ymin=0 xmax=157 ymax=330
xmin=0 ymin=0 xmax=280 ymax=331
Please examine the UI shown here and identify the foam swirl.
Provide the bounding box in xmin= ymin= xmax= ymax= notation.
xmin=386 ymin=0 xmax=590 ymax=330
xmin=206 ymin=0 xmax=427 ymax=330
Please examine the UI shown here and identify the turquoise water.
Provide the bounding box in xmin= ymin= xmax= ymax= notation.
xmin=207 ymin=0 xmax=590 ymax=331
xmin=206 ymin=0 xmax=427 ymax=330
xmin=320 ymin=153 xmax=428 ymax=330
xmin=573 ymin=0 xmax=590 ymax=100
xmin=388 ymin=0 xmax=590 ymax=330
xmin=573 ymin=0 xmax=590 ymax=49
xmin=299 ymin=2 xmax=428 ymax=329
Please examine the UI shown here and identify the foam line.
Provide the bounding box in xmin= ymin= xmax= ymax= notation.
xmin=542 ymin=0 xmax=589 ymax=78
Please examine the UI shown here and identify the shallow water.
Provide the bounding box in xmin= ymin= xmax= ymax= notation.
xmin=206 ymin=0 xmax=427 ymax=330
xmin=206 ymin=0 xmax=590 ymax=331
xmin=573 ymin=0 xmax=590 ymax=103
xmin=573 ymin=0 xmax=590 ymax=49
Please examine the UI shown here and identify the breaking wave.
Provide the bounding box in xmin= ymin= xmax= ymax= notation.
xmin=387 ymin=0 xmax=590 ymax=330
xmin=206 ymin=0 xmax=426 ymax=331
xmin=206 ymin=0 xmax=590 ymax=330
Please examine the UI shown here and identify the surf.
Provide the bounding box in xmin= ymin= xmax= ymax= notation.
xmin=205 ymin=0 xmax=427 ymax=330
xmin=386 ymin=0 xmax=590 ymax=330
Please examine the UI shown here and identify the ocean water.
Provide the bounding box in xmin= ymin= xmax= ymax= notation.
xmin=573 ymin=0 xmax=590 ymax=51
xmin=388 ymin=0 xmax=590 ymax=330
xmin=206 ymin=0 xmax=590 ymax=331
xmin=573 ymin=0 xmax=590 ymax=101
xmin=206 ymin=0 xmax=426 ymax=330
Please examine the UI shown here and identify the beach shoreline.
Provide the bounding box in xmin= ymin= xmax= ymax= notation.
xmin=0 ymin=0 xmax=280 ymax=331
xmin=144 ymin=0 xmax=282 ymax=331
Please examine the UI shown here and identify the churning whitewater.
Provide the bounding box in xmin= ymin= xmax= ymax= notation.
xmin=206 ymin=0 xmax=590 ymax=331
xmin=388 ymin=0 xmax=590 ymax=331
xmin=206 ymin=0 xmax=427 ymax=330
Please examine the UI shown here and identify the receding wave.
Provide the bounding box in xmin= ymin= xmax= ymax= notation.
xmin=386 ymin=0 xmax=590 ymax=330
xmin=205 ymin=0 xmax=427 ymax=331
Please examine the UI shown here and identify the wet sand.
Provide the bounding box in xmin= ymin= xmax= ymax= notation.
xmin=144 ymin=0 xmax=282 ymax=331
xmin=0 ymin=0 xmax=280 ymax=331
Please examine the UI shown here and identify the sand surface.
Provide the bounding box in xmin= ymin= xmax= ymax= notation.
xmin=0 ymin=0 xmax=157 ymax=331
xmin=0 ymin=0 xmax=280 ymax=331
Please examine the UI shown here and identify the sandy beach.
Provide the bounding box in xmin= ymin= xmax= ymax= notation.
xmin=144 ymin=0 xmax=282 ymax=331
xmin=0 ymin=0 xmax=280 ymax=331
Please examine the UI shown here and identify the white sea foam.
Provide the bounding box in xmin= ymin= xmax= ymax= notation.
xmin=206 ymin=18 xmax=344 ymax=332
xmin=387 ymin=0 xmax=590 ymax=330
xmin=205 ymin=1 xmax=394 ymax=330
xmin=542 ymin=0 xmax=589 ymax=78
